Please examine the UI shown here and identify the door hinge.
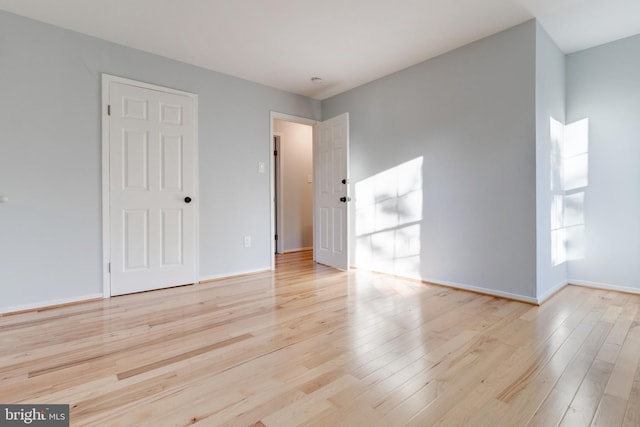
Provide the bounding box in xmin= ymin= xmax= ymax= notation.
xmin=275 ymin=234 xmax=278 ymax=240
xmin=107 ymin=104 xmax=111 ymax=116
xmin=274 ymin=150 xmax=278 ymax=156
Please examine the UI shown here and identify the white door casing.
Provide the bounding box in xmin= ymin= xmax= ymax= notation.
xmin=102 ymin=75 xmax=198 ymax=296
xmin=274 ymin=134 xmax=284 ymax=255
xmin=314 ymin=113 xmax=350 ymax=270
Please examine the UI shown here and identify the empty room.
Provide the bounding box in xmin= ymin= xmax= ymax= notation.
xmin=1 ymin=1 xmax=639 ymax=426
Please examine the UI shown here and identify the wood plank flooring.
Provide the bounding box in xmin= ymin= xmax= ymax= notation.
xmin=1 ymin=250 xmax=639 ymax=426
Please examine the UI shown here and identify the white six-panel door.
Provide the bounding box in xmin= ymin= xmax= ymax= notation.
xmin=314 ymin=113 xmax=349 ymax=270
xmin=106 ymin=78 xmax=197 ymax=296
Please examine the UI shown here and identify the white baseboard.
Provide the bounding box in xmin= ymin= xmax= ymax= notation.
xmin=536 ymin=281 xmax=569 ymax=305
xmin=0 ymin=293 xmax=103 ymax=315
xmin=199 ymin=267 xmax=272 ymax=283
xmin=569 ymin=279 xmax=640 ymax=295
xmin=360 ymin=267 xmax=538 ymax=304
xmin=420 ymin=277 xmax=538 ymax=304
xmin=283 ymin=247 xmax=313 ymax=253
xmin=9 ymin=276 xmax=631 ymax=316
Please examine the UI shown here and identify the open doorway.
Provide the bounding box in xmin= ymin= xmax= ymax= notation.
xmin=269 ymin=111 xmax=350 ymax=272
xmin=273 ymin=120 xmax=314 ymax=257
xmin=270 ymin=112 xmax=316 ymax=270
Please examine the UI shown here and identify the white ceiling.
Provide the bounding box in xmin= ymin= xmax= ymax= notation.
xmin=1 ymin=0 xmax=639 ymax=100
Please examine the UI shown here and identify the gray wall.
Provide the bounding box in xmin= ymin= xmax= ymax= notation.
xmin=566 ymin=33 xmax=640 ymax=291
xmin=273 ymin=120 xmax=313 ymax=252
xmin=322 ymin=21 xmax=538 ymax=299
xmin=0 ymin=11 xmax=320 ymax=311
xmin=535 ymin=22 xmax=567 ymax=299
xmin=4 ymin=9 xmax=635 ymax=310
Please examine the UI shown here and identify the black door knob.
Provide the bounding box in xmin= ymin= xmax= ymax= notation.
xmin=184 ymin=197 xmax=192 ymax=203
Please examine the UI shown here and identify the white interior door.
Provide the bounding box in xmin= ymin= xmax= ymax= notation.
xmin=314 ymin=113 xmax=349 ymax=270
xmin=107 ymin=79 xmax=197 ymax=296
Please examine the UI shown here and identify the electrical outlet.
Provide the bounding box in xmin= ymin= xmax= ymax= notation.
xmin=243 ymin=235 xmax=252 ymax=248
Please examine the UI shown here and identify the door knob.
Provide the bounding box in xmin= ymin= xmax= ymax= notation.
xmin=339 ymin=196 xmax=351 ymax=203
xmin=184 ymin=197 xmax=192 ymax=203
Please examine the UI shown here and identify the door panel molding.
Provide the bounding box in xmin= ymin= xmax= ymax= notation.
xmin=102 ymin=74 xmax=199 ymax=297
xmin=313 ymin=113 xmax=350 ymax=270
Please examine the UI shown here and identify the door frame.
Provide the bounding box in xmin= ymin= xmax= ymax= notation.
xmin=101 ymin=74 xmax=199 ymax=298
xmin=273 ymin=132 xmax=284 ymax=255
xmin=269 ymin=112 xmax=317 ymax=269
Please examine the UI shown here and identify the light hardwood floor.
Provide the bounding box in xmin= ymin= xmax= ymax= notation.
xmin=1 ymin=251 xmax=639 ymax=426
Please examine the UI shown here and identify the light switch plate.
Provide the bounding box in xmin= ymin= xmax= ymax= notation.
xmin=258 ymin=161 xmax=265 ymax=173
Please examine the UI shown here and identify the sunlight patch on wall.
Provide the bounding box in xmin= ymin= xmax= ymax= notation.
xmin=550 ymin=118 xmax=588 ymax=266
xmin=355 ymin=157 xmax=423 ymax=279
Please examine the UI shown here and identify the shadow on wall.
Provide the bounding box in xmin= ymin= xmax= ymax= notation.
xmin=354 ymin=157 xmax=423 ymax=279
xmin=550 ymin=117 xmax=589 ymax=266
